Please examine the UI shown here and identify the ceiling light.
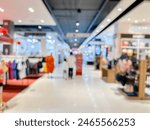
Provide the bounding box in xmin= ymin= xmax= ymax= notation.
xmin=74 ymin=43 xmax=77 ymax=46
xmin=117 ymin=8 xmax=122 ymax=12
xmin=41 ymin=19 xmax=45 ymax=23
xmin=142 ymin=19 xmax=146 ymax=22
xmin=28 ymin=7 xmax=35 ymax=13
xmin=127 ymin=18 xmax=131 ymax=21
xmin=96 ymin=30 xmax=99 ymax=33
xmin=18 ymin=20 xmax=22 ymax=23
xmin=134 ymin=20 xmax=138 ymax=23
xmin=76 ymin=21 xmax=80 ymax=26
xmin=74 ymin=39 xmax=77 ymax=42
xmin=107 ymin=19 xmax=111 ymax=22
xmin=0 ymin=7 xmax=4 ymax=12
xmin=75 ymin=29 xmax=79 ymax=33
xmin=100 ymin=25 xmax=104 ymax=28
xmin=38 ymin=25 xmax=42 ymax=29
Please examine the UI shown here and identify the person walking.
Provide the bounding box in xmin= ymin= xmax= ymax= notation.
xmin=67 ymin=52 xmax=76 ymax=79
xmin=62 ymin=58 xmax=68 ymax=80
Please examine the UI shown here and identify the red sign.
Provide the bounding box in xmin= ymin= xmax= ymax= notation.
xmin=76 ymin=54 xmax=83 ymax=75
xmin=0 ymin=36 xmax=13 ymax=43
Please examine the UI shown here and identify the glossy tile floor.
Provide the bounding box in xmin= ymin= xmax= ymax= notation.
xmin=4 ymin=65 xmax=150 ymax=113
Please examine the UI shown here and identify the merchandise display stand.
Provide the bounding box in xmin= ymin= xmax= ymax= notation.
xmin=119 ymin=60 xmax=150 ymax=100
xmin=102 ymin=66 xmax=116 ymax=83
xmin=119 ymin=33 xmax=150 ymax=59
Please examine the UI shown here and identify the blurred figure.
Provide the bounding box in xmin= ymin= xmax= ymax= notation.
xmin=63 ymin=58 xmax=68 ymax=80
xmin=67 ymin=52 xmax=76 ymax=79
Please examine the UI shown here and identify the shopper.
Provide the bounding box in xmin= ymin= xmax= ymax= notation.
xmin=67 ymin=52 xmax=76 ymax=79
xmin=63 ymin=58 xmax=68 ymax=80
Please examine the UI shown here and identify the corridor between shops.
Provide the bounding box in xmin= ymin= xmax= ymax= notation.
xmin=4 ymin=65 xmax=150 ymax=113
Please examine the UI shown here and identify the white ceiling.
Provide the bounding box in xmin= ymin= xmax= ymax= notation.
xmin=0 ymin=0 xmax=56 ymax=25
xmin=81 ymin=0 xmax=136 ymax=46
xmin=120 ymin=1 xmax=150 ymax=24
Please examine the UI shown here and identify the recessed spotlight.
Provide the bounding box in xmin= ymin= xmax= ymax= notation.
xmin=0 ymin=7 xmax=4 ymax=12
xmin=18 ymin=20 xmax=22 ymax=23
xmin=127 ymin=18 xmax=131 ymax=21
xmin=74 ymin=43 xmax=77 ymax=46
xmin=76 ymin=21 xmax=80 ymax=26
xmin=41 ymin=19 xmax=45 ymax=23
xmin=117 ymin=8 xmax=122 ymax=12
xmin=107 ymin=19 xmax=111 ymax=22
xmin=75 ymin=29 xmax=79 ymax=33
xmin=100 ymin=25 xmax=104 ymax=28
xmin=96 ymin=30 xmax=99 ymax=33
xmin=28 ymin=7 xmax=35 ymax=13
xmin=142 ymin=19 xmax=146 ymax=22
xmin=74 ymin=39 xmax=77 ymax=42
xmin=134 ymin=20 xmax=138 ymax=23
xmin=38 ymin=25 xmax=42 ymax=29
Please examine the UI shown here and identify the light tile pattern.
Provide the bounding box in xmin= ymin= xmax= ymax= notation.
xmin=4 ymin=66 xmax=150 ymax=113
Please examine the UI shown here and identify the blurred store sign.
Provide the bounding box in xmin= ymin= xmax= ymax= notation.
xmin=66 ymin=33 xmax=90 ymax=38
xmin=133 ymin=34 xmax=144 ymax=39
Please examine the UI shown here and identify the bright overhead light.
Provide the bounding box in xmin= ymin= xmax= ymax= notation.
xmin=142 ymin=19 xmax=146 ymax=22
xmin=28 ymin=7 xmax=35 ymax=13
xmin=74 ymin=39 xmax=77 ymax=42
xmin=76 ymin=21 xmax=80 ymax=26
xmin=75 ymin=29 xmax=79 ymax=33
xmin=107 ymin=19 xmax=111 ymax=22
xmin=100 ymin=25 xmax=104 ymax=28
xmin=117 ymin=8 xmax=122 ymax=12
xmin=96 ymin=30 xmax=99 ymax=33
xmin=74 ymin=43 xmax=77 ymax=46
xmin=127 ymin=18 xmax=131 ymax=21
xmin=41 ymin=19 xmax=45 ymax=23
xmin=0 ymin=7 xmax=4 ymax=12
xmin=18 ymin=20 xmax=22 ymax=23
xmin=38 ymin=25 xmax=42 ymax=29
xmin=134 ymin=20 xmax=138 ymax=23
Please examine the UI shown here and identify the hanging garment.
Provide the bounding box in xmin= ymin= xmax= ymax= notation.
xmin=18 ymin=62 xmax=26 ymax=79
xmin=45 ymin=55 xmax=55 ymax=73
xmin=16 ymin=63 xmax=20 ymax=80
xmin=43 ymin=64 xmax=47 ymax=73
xmin=0 ymin=69 xmax=4 ymax=85
xmin=8 ymin=61 xmax=14 ymax=79
xmin=26 ymin=59 xmax=30 ymax=75
xmin=13 ymin=60 xmax=17 ymax=79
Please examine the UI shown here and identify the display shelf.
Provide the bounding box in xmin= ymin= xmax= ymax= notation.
xmin=119 ymin=33 xmax=150 ymax=59
xmin=118 ymin=60 xmax=150 ymax=100
xmin=102 ymin=66 xmax=116 ymax=83
xmin=121 ymin=46 xmax=137 ymax=49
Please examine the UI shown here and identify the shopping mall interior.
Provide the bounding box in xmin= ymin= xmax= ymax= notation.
xmin=0 ymin=0 xmax=150 ymax=113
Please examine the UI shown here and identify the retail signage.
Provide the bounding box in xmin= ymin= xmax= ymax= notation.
xmin=0 ymin=36 xmax=13 ymax=43
xmin=3 ymin=20 xmax=14 ymax=38
xmin=66 ymin=33 xmax=90 ymax=38
xmin=132 ymin=34 xmax=145 ymax=38
xmin=76 ymin=54 xmax=82 ymax=75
